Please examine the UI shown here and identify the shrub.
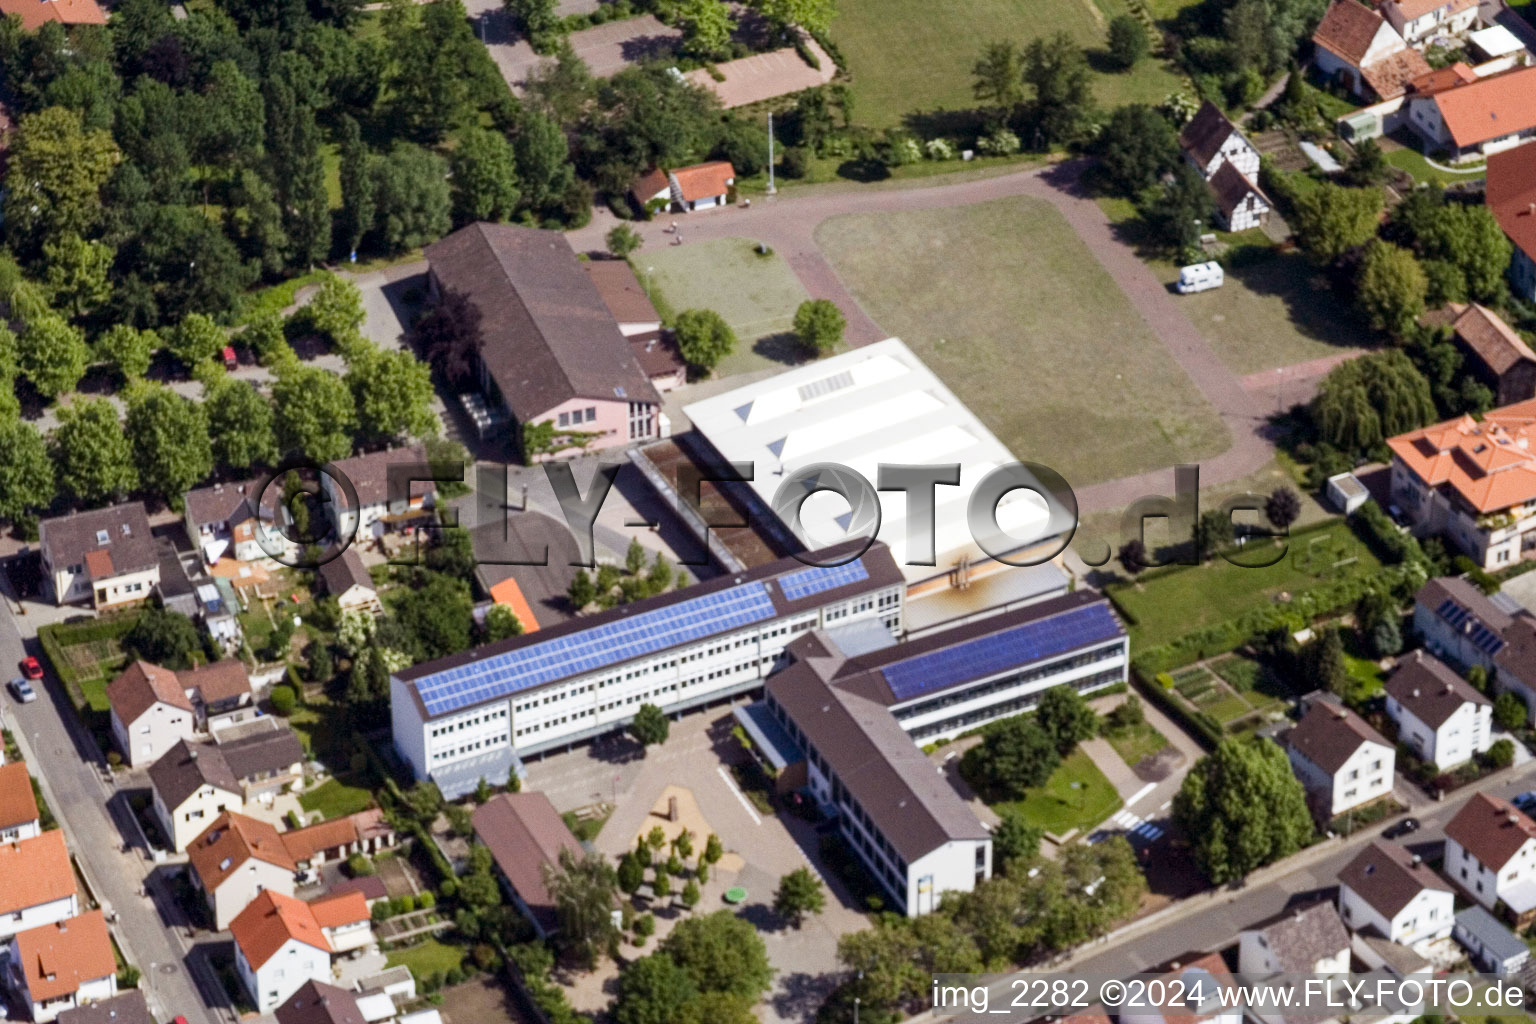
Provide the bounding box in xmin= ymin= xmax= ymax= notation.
xmin=418 ymin=891 xmax=437 ymax=909
xmin=347 ymin=853 xmax=375 ymax=877
xmin=269 ymin=685 xmax=297 ymax=716
xmin=977 ymin=127 xmax=1020 ymax=155
xmin=1487 ymin=738 xmax=1516 ymax=769
xmin=399 ymin=894 xmax=417 ymax=913
xmin=780 ymin=147 xmax=810 ymax=178
xmin=925 ymin=138 xmax=955 ymax=160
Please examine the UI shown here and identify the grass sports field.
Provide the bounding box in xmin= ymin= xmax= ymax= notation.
xmin=831 ymin=0 xmax=1187 ymax=128
xmin=815 ymin=196 xmax=1229 ymax=487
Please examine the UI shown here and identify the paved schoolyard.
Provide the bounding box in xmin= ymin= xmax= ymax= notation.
xmin=464 ymin=0 xmax=681 ymax=91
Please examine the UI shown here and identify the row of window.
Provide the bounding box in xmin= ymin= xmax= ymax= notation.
xmin=513 ymin=657 xmax=775 ymax=738
xmin=557 ymin=407 xmax=599 ymax=428
xmin=430 ymin=733 xmax=509 ymax=763
xmin=895 ymin=643 xmax=1126 ymax=723
xmin=430 ymin=706 xmax=509 ymax=739
xmin=906 ymin=668 xmax=1125 ymax=741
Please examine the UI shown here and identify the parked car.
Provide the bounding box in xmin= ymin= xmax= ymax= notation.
xmin=1382 ymin=817 xmax=1420 ymax=839
xmin=7 ymin=678 xmax=36 ymax=703
xmin=18 ymin=656 xmax=42 ymax=680
xmin=1513 ymin=792 xmax=1536 ymax=813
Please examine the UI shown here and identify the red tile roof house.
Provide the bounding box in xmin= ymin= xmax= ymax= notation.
xmin=423 ymin=223 xmax=664 ymax=461
xmin=1444 ymin=792 xmax=1536 ymax=925
xmin=0 ymin=761 xmax=42 ymax=843
xmin=1387 ymin=396 xmax=1536 ymax=569
xmin=231 ymin=890 xmax=371 ymax=1014
xmin=1406 ymin=65 xmax=1536 ymax=160
xmin=5 ymin=911 xmax=118 ymax=1023
xmin=584 ymin=260 xmax=685 ymax=393
xmin=0 ymin=0 xmax=108 ymax=31
xmin=1312 ymin=0 xmax=1432 ymax=101
xmin=629 ymin=161 xmax=736 ymax=213
xmin=187 ymin=812 xmax=299 ymax=931
xmin=38 ymin=503 xmax=159 ymax=609
xmin=0 ymin=831 xmax=81 ymax=942
xmin=1380 ymin=0 xmax=1479 ymax=46
xmin=1487 ymin=143 xmax=1536 ymax=303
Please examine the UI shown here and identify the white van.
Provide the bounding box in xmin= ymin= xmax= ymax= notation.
xmin=1176 ymin=262 xmax=1224 ymax=294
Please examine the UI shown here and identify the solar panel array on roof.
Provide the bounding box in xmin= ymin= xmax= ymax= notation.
xmin=416 ymin=584 xmax=778 ymax=716
xmin=778 ymin=559 xmax=869 ymax=602
xmin=881 ymin=603 xmax=1124 ymax=702
xmin=1437 ymin=598 xmax=1506 ymax=656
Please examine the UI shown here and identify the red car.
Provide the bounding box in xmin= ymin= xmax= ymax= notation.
xmin=19 ymin=657 xmax=42 ymax=681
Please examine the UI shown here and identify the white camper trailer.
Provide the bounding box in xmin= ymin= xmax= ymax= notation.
xmin=1176 ymin=262 xmax=1224 ymax=294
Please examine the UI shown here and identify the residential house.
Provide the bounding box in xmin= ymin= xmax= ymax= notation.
xmin=280 ymin=812 xmax=398 ymax=886
xmin=149 ymin=740 xmax=244 ymax=853
xmin=1283 ymin=701 xmax=1395 ymax=819
xmin=1312 ymin=0 xmax=1433 ymax=100
xmin=471 ymin=793 xmax=584 ymax=938
xmin=1444 ymin=791 xmax=1536 ymax=923
xmin=1406 ymin=66 xmax=1536 ymax=159
xmin=5 ymin=912 xmax=117 ymax=1023
xmin=1180 ymin=102 xmax=1261 ymax=181
xmin=183 ymin=479 xmax=278 ymax=566
xmin=55 ymin=992 xmax=150 ymax=1024
xmin=0 ymin=833 xmax=79 ymax=942
xmin=231 ymin=891 xmax=334 ymax=1014
xmin=1384 ymin=649 xmax=1492 ymax=768
xmin=422 ymin=224 xmax=663 ymax=459
xmin=1209 ymin=161 xmax=1272 ymax=231
xmin=181 ymin=660 xmax=254 ymax=733
xmin=1238 ymin=901 xmax=1351 ymax=976
xmin=186 ymin=812 xmax=298 ymax=931
xmin=276 ymin=981 xmax=367 ymax=1024
xmin=106 ymin=662 xmax=197 ymax=769
xmin=1413 ymin=576 xmax=1536 ymax=720
xmin=584 ymin=260 xmax=684 ymax=393
xmin=0 ymin=0 xmax=107 ymax=31
xmin=39 ymin=504 xmax=159 ymax=609
xmin=316 ymin=549 xmax=380 ymax=615
xmin=1487 ymin=143 xmax=1536 ymax=302
xmin=1119 ymin=952 xmax=1243 ymax=1024
xmin=1454 ymin=904 xmax=1531 ymax=974
xmin=0 ymin=761 xmax=41 ymax=842
xmin=196 ymin=579 xmax=245 ymax=654
xmin=1381 ymin=0 xmax=1480 ymax=46
xmin=1423 ymin=303 xmax=1536 ymax=405
xmin=629 ymin=162 xmax=735 ymax=212
xmin=214 ymin=718 xmax=306 ymax=805
xmin=1337 ymin=840 xmax=1455 ymax=944
xmin=1387 ymin=399 xmax=1536 ymax=569
xmin=322 ymin=447 xmax=437 ymax=547
xmin=306 ymin=892 xmax=372 ymax=954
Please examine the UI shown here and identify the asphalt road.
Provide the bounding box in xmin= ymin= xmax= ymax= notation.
xmin=0 ymin=594 xmax=227 ymax=1024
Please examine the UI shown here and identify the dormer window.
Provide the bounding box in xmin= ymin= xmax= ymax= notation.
xmin=95 ymin=530 xmax=109 ymax=545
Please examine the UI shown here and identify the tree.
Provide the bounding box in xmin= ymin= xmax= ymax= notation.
xmin=513 ymin=109 xmax=574 ymax=213
xmin=483 ymin=603 xmax=525 ymax=642
xmin=673 ymin=309 xmax=735 ymax=374
xmin=1369 ymin=617 xmax=1402 ymax=657
xmin=1095 ymin=104 xmax=1179 ymax=195
xmin=0 ymin=420 xmax=55 ymax=527
xmin=972 ymin=41 xmax=1025 ymax=113
xmin=1395 ymin=196 xmax=1513 ymax=304
xmin=1023 ymin=33 xmax=1096 ymax=145
xmin=392 ymin=574 xmax=475 ymax=661
xmin=272 ymin=363 xmax=356 ymax=462
xmin=52 ymin=398 xmax=137 ymax=503
xmin=124 ymin=607 xmax=202 ymax=669
xmin=1140 ymin=163 xmax=1214 ymax=255
xmin=677 ymin=0 xmax=736 ymax=60
xmin=752 ymin=0 xmax=835 ymax=36
xmin=348 ymin=346 xmax=437 ymax=444
xmin=607 ymin=224 xmax=642 ymax=259
xmin=125 ymin=383 xmax=214 ymax=504
xmin=1307 ymin=628 xmax=1350 ymax=696
xmin=652 ymin=864 xmax=673 ymax=900
xmin=1196 ymin=508 xmax=1235 ymax=559
xmin=390 ymin=0 xmax=499 ymax=141
xmin=1488 ymin=737 xmax=1517 ymax=769
xmin=792 ymin=299 xmax=845 ymax=357
xmin=1265 ymin=487 xmax=1301 ymax=530
xmin=262 ymin=59 xmax=330 ymax=268
xmin=568 ymin=568 xmax=596 ymax=609
xmin=504 ymin=0 xmax=560 ymax=50
xmin=1312 ymin=350 xmax=1436 ymax=454
xmin=1291 ymin=182 xmax=1383 ymax=266
xmin=1356 ymin=240 xmax=1427 ymax=338
xmin=660 ymin=911 xmax=774 ymax=1000
xmin=630 ymin=702 xmax=670 ymax=747
xmin=17 ymin=316 xmax=89 ymax=399
xmin=3 ymin=105 xmax=120 ymax=250
xmin=838 ymin=923 xmax=927 ymax=1015
xmin=1342 ymin=138 xmax=1387 ymax=187
xmin=416 ymin=288 xmax=484 ymax=389
xmin=450 ymin=126 xmax=520 ymax=225
xmin=1034 ymin=685 xmax=1099 ymax=754
xmin=617 ymin=851 xmax=646 ymax=895
xmin=1495 ymin=691 xmax=1527 ymax=731
xmin=337 ymin=116 xmax=375 ymax=257
xmin=681 ymin=878 xmax=701 ymax=908
xmin=1106 ymin=15 xmax=1150 ymax=69
xmin=962 ymin=716 xmax=1060 ymax=798
xmin=772 ymin=867 xmax=825 ymax=927
xmin=168 ymin=313 xmax=225 ymax=369
xmin=96 ymin=325 xmax=157 ymax=382
xmin=702 ymin=833 xmax=722 ymax=865
xmin=269 ymin=684 xmax=298 ymax=716
xmin=614 ymin=953 xmax=698 ymax=1024
xmin=205 ymin=376 xmax=277 ymax=470
xmin=1172 ymin=736 xmax=1314 ymax=884
xmin=305 ymin=276 xmax=367 ymax=346
xmin=42 ymin=233 xmax=113 ymax=318
xmin=991 ymin=807 xmax=1045 ymax=869
xmin=369 ymin=143 xmax=452 ymax=253
xmin=1118 ymin=538 xmax=1148 ymax=575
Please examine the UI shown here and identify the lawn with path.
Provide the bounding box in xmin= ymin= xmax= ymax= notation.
xmin=385 ymin=937 xmax=465 ymax=980
xmin=299 ymin=776 xmax=375 ymax=820
xmin=991 ymin=749 xmax=1122 ymax=836
xmin=815 ymin=196 xmax=1229 ymax=487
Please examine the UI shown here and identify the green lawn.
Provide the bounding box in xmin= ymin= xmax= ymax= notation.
xmin=832 ymin=0 xmax=1186 ymax=128
xmin=299 ymin=777 xmax=375 ymax=820
xmin=1382 ymin=144 xmax=1485 ymax=187
xmin=1106 ymin=722 xmax=1168 ymax=767
xmin=1107 ymin=520 xmax=1383 ymax=648
xmin=1344 ymin=652 xmax=1388 ymax=702
xmin=385 ymin=938 xmax=465 ymax=981
xmin=815 ymin=196 xmax=1229 ymax=487
xmin=992 ymin=749 xmax=1122 ymax=836
xmin=638 ymin=237 xmax=820 ymax=377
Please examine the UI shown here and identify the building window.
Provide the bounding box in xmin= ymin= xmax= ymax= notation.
xmin=558 ymin=412 xmax=570 ymax=427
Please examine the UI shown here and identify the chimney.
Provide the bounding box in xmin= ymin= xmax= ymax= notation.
xmin=1511 ymin=813 xmax=1521 ymax=825
xmin=1412 ymin=688 xmax=1421 ymax=699
xmin=1411 ymin=854 xmax=1422 ymax=866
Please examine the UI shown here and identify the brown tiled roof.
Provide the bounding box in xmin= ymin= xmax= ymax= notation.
xmin=183 ymin=480 xmax=260 ymax=530
xmin=1446 ymin=791 xmax=1536 ymax=870
xmin=584 ymin=260 xmax=661 ymax=326
xmin=1312 ymin=0 xmax=1390 ymax=66
xmin=1209 ymin=161 xmax=1269 ymax=219
xmin=12 ymin=911 xmax=116 ymax=1004
xmin=1438 ymin=303 xmax=1536 ymax=375
xmin=1180 ymin=101 xmax=1241 ymax=167
xmin=181 ymin=660 xmax=251 ymax=706
xmin=57 ymin=991 xmax=152 ymax=1024
xmin=216 ymin=719 xmax=305 ymax=782
xmin=423 ymin=224 xmax=660 ymax=423
xmin=1409 ymin=62 xmax=1478 ymax=96
xmin=0 ymin=0 xmax=107 ymax=30
xmin=187 ymin=811 xmax=297 ymax=893
xmin=1430 ymin=66 xmax=1536 ymax=149
xmin=472 ymin=793 xmax=582 ymax=934
xmin=149 ymin=740 xmax=241 ymax=812
xmin=1361 ymin=48 xmax=1433 ymax=100
xmin=348 ymin=808 xmax=392 ymax=844
xmin=630 ymin=167 xmax=670 ymax=202
xmin=1338 ymin=840 xmax=1451 ymax=917
xmin=1284 ymin=702 xmax=1390 ymax=775
xmin=325 ymin=875 xmax=388 ymax=903
xmin=230 ymin=890 xmax=330 ymax=969
xmin=277 ymin=981 xmax=367 ymax=1024
xmin=1385 ymin=650 xmax=1489 ymax=729
xmin=1245 ymin=901 xmax=1350 ymax=972
xmin=281 ymin=817 xmax=359 ymax=864
xmin=1496 ymin=616 xmax=1536 ymax=689
xmin=0 ymin=831 xmax=76 ymax=915
xmin=1488 ymin=144 xmax=1536 ymax=262
xmin=40 ymin=503 xmax=157 ymax=580
xmin=327 ymin=446 xmax=434 ymax=508
xmin=627 ymin=331 xmax=686 ymax=382
xmin=670 ymin=160 xmax=735 ymax=202
xmin=1417 ymin=575 xmax=1518 ymax=633
xmin=0 ymin=761 xmax=38 ymax=831
xmin=318 ymin=547 xmax=373 ymax=598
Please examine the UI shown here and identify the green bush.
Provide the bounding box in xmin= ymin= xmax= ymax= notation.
xmin=347 ymin=853 xmax=374 ymax=877
xmin=269 ymin=685 xmax=298 ymax=716
xmin=418 ymin=891 xmax=436 ymax=909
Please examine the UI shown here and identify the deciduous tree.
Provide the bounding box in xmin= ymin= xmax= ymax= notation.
xmin=1312 ymin=350 xmax=1436 ymax=454
xmin=42 ymin=233 xmax=113 ymax=318
xmin=1172 ymin=736 xmax=1314 ymax=883
xmin=125 ymin=383 xmax=214 ymax=504
xmin=614 ymin=953 xmax=697 ymax=1024
xmin=1023 ymin=33 xmax=1095 ymax=144
xmin=272 ymin=362 xmax=356 ymax=462
xmin=1265 ymin=487 xmax=1301 ymax=529
xmin=451 ymin=126 xmax=521 ymax=225
xmin=544 ymin=847 xmax=620 ymax=969
xmin=1107 ymin=15 xmax=1149 ymax=69
xmin=629 ymin=702 xmax=670 ymax=747
xmin=1095 ymin=104 xmax=1179 ymax=196
xmin=772 ymin=867 xmax=825 ymax=927
xmin=1356 ymin=240 xmax=1426 ymax=337
xmin=52 ymin=398 xmax=136 ymax=502
xmin=1034 ymin=685 xmax=1099 ymax=755
xmin=95 ymin=325 xmax=158 ymax=382
xmin=204 ymin=375 xmax=277 ymax=470
xmin=961 ymin=716 xmax=1059 ymax=798
xmin=168 ymin=312 xmax=225 ymax=369
xmin=0 ymin=420 xmax=55 ymax=527
xmin=1291 ymin=182 xmax=1383 ymax=266
xmin=369 ymin=143 xmax=452 ymax=253
xmin=792 ymin=298 xmax=845 ymax=357
xmin=673 ymin=308 xmax=735 ymax=374
xmin=3 ymin=105 xmax=120 ymax=250
xmin=660 ymin=911 xmax=773 ymax=1000
xmin=348 ymin=346 xmax=438 ymax=444
xmin=18 ymin=315 xmax=89 ymax=399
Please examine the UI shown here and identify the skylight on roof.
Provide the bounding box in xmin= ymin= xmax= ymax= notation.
xmin=95 ymin=530 xmax=109 ymax=545
xmin=797 ymin=370 xmax=854 ymax=403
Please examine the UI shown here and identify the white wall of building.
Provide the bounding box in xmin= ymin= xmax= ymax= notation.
xmin=154 ymin=783 xmax=244 ymax=854
xmin=1446 ymin=834 xmax=1536 ymax=911
xmin=237 ymin=938 xmax=332 ymax=1014
xmin=0 ymin=894 xmax=80 ymax=943
xmin=1387 ymin=698 xmax=1491 ymax=769
xmin=1339 ymin=882 xmax=1453 ymax=944
xmin=1238 ymin=931 xmax=1350 ymax=976
xmin=112 ymin=704 xmax=197 ymax=769
xmin=20 ymin=971 xmax=117 ymax=1023
xmin=206 ymin=861 xmax=296 ymax=932
xmin=1290 ymin=741 xmax=1394 ymax=817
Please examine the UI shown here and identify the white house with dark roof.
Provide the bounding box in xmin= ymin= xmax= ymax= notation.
xmin=1312 ymin=0 xmax=1429 ymax=100
xmin=149 ymin=740 xmax=244 ymax=853
xmin=39 ymin=504 xmax=159 ymax=608
xmin=316 ymin=548 xmax=380 ymax=615
xmin=1413 ymin=576 xmax=1536 ymax=722
xmin=106 ymin=662 xmax=198 ymax=769
xmin=183 ymin=478 xmax=287 ymax=565
xmin=1384 ymin=649 xmax=1491 ymax=768
xmin=321 ymin=447 xmax=437 ymax=546
xmin=1381 ymin=0 xmax=1480 ymax=45
xmin=1337 ymin=840 xmax=1455 ymax=944
xmin=1238 ymin=901 xmax=1351 ymax=976
xmin=1444 ymin=791 xmax=1536 ymax=922
xmin=1283 ymin=700 xmax=1395 ymax=819
xmin=1180 ymin=102 xmax=1261 ymax=180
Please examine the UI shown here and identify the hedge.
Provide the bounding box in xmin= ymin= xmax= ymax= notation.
xmin=1349 ymin=500 xmax=1425 ymax=567
xmin=1135 ymin=672 xmax=1221 ymax=749
xmin=37 ymin=615 xmax=140 ymax=691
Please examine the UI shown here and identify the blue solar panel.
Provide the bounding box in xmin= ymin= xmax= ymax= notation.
xmin=778 ymin=559 xmax=870 ymax=601
xmin=415 ymin=583 xmax=779 ymax=716
xmin=881 ymin=604 xmax=1124 ymax=702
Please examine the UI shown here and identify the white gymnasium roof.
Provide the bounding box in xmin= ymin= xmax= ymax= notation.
xmin=683 ymin=338 xmax=1075 ymax=587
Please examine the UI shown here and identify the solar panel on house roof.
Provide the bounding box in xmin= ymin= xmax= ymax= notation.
xmin=881 ymin=603 xmax=1124 ymax=703
xmin=1438 ymin=599 xmax=1472 ymax=629
xmin=778 ymin=559 xmax=870 ymax=602
xmin=415 ymin=583 xmax=778 ymax=716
